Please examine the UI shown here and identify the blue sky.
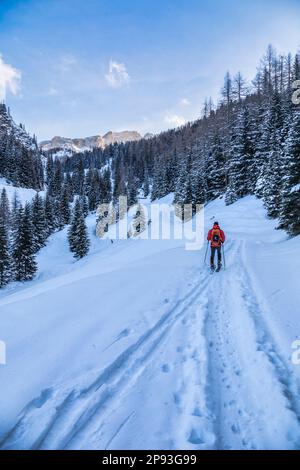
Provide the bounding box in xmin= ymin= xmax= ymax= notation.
xmin=0 ymin=0 xmax=299 ymax=141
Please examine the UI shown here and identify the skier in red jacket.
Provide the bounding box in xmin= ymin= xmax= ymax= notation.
xmin=207 ymin=222 xmax=225 ymax=271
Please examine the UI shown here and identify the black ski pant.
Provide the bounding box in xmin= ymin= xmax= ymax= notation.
xmin=210 ymin=246 xmax=222 ymax=268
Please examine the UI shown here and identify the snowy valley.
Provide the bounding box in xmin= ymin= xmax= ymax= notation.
xmin=0 ymin=42 xmax=300 ymax=452
xmin=0 ymin=187 xmax=300 ymax=449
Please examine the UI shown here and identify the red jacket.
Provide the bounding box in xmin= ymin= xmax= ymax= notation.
xmin=207 ymin=224 xmax=225 ymax=247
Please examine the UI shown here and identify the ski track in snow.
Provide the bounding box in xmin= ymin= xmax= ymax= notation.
xmin=203 ymin=240 xmax=300 ymax=450
xmin=1 ymin=237 xmax=300 ymax=449
xmin=0 ymin=270 xmax=212 ymax=450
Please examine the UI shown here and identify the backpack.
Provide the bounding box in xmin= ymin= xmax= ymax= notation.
xmin=211 ymin=228 xmax=221 ymax=247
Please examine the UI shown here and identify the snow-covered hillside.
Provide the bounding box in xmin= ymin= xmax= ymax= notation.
xmin=0 ymin=178 xmax=43 ymax=205
xmin=0 ymin=195 xmax=300 ymax=450
xmin=0 ymin=104 xmax=37 ymax=151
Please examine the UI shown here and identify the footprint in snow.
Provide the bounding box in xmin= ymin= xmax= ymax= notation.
xmin=28 ymin=388 xmax=53 ymax=409
xmin=161 ymin=363 xmax=170 ymax=373
xmin=192 ymin=406 xmax=202 ymax=417
xmin=231 ymin=423 xmax=241 ymax=435
xmin=188 ymin=428 xmax=205 ymax=445
xmin=173 ymin=392 xmax=182 ymax=405
xmin=116 ymin=328 xmax=131 ymax=340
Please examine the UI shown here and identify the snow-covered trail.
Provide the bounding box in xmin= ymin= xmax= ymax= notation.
xmin=203 ymin=240 xmax=300 ymax=450
xmin=0 ymin=196 xmax=300 ymax=450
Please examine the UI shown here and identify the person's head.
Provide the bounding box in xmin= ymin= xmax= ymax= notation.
xmin=213 ymin=221 xmax=219 ymax=228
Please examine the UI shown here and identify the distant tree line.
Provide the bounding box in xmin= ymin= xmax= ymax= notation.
xmin=0 ymin=103 xmax=44 ymax=190
xmin=0 ymin=186 xmax=91 ymax=287
xmin=60 ymin=45 xmax=300 ymax=236
xmin=1 ymin=45 xmax=299 ymax=288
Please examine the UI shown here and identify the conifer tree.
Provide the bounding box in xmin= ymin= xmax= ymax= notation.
xmin=68 ymin=199 xmax=90 ymax=259
xmin=0 ymin=213 xmax=11 ymax=287
xmin=279 ymin=110 xmax=300 ymax=235
xmin=31 ymin=192 xmax=47 ymax=251
xmin=225 ymin=104 xmax=255 ymax=204
xmin=0 ymin=188 xmax=10 ymax=227
xmin=80 ymin=195 xmax=89 ymax=217
xmin=102 ymin=168 xmax=112 ymax=202
xmin=58 ymin=185 xmax=71 ymax=228
xmin=46 ymin=155 xmax=54 ymax=186
xmin=206 ymin=132 xmax=226 ymax=200
xmin=127 ymin=180 xmax=138 ymax=207
xmin=12 ymin=204 xmax=37 ymax=281
xmin=44 ymin=192 xmax=56 ymax=236
xmin=262 ymin=92 xmax=285 ymax=217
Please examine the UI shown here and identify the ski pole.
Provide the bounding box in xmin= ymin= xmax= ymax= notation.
xmin=222 ymin=243 xmax=226 ymax=270
xmin=204 ymin=241 xmax=209 ymax=265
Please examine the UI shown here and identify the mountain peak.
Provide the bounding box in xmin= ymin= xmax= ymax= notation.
xmin=39 ymin=130 xmax=143 ymax=157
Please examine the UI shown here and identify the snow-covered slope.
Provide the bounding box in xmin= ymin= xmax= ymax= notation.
xmin=0 ymin=195 xmax=299 ymax=450
xmin=0 ymin=104 xmax=37 ymax=151
xmin=0 ymin=178 xmax=42 ymax=205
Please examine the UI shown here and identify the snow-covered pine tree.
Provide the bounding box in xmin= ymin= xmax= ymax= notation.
xmin=279 ymin=109 xmax=300 ymax=235
xmin=80 ymin=195 xmax=89 ymax=217
xmin=294 ymin=52 xmax=300 ymax=81
xmin=65 ymin=172 xmax=74 ymax=202
xmin=102 ymin=168 xmax=112 ymax=202
xmin=262 ymin=92 xmax=285 ymax=217
xmin=143 ymin=167 xmax=150 ymax=198
xmin=12 ymin=203 xmax=37 ymax=281
xmin=72 ymin=158 xmax=85 ymax=196
xmin=44 ymin=192 xmax=56 ymax=236
xmin=46 ymin=155 xmax=54 ymax=186
xmin=224 ymin=183 xmax=238 ymax=206
xmin=113 ymin=156 xmax=126 ymax=201
xmin=86 ymin=169 xmax=101 ymax=211
xmin=68 ymin=199 xmax=90 ymax=259
xmin=174 ymin=152 xmax=191 ymax=204
xmin=10 ymin=192 xmax=21 ymax=242
xmin=48 ymin=159 xmax=63 ymax=197
xmin=190 ymin=158 xmax=206 ymax=207
xmin=127 ymin=176 xmax=138 ymax=207
xmin=84 ymin=168 xmax=93 ymax=198
xmin=0 ymin=212 xmax=11 ymax=287
xmin=58 ymin=185 xmax=71 ymax=228
xmin=225 ymin=103 xmax=255 ymax=205
xmin=205 ymin=131 xmax=227 ymax=200
xmin=174 ymin=152 xmax=194 ymax=220
xmin=151 ymin=157 xmax=168 ymax=201
xmin=253 ymin=100 xmax=270 ymax=198
xmin=31 ymin=192 xmax=47 ymax=251
xmin=0 ymin=188 xmax=11 ymax=227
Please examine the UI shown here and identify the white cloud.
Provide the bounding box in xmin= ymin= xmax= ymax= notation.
xmin=164 ymin=114 xmax=186 ymax=128
xmin=180 ymin=98 xmax=190 ymax=106
xmin=0 ymin=55 xmax=21 ymax=101
xmin=57 ymin=54 xmax=77 ymax=73
xmin=105 ymin=60 xmax=130 ymax=88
